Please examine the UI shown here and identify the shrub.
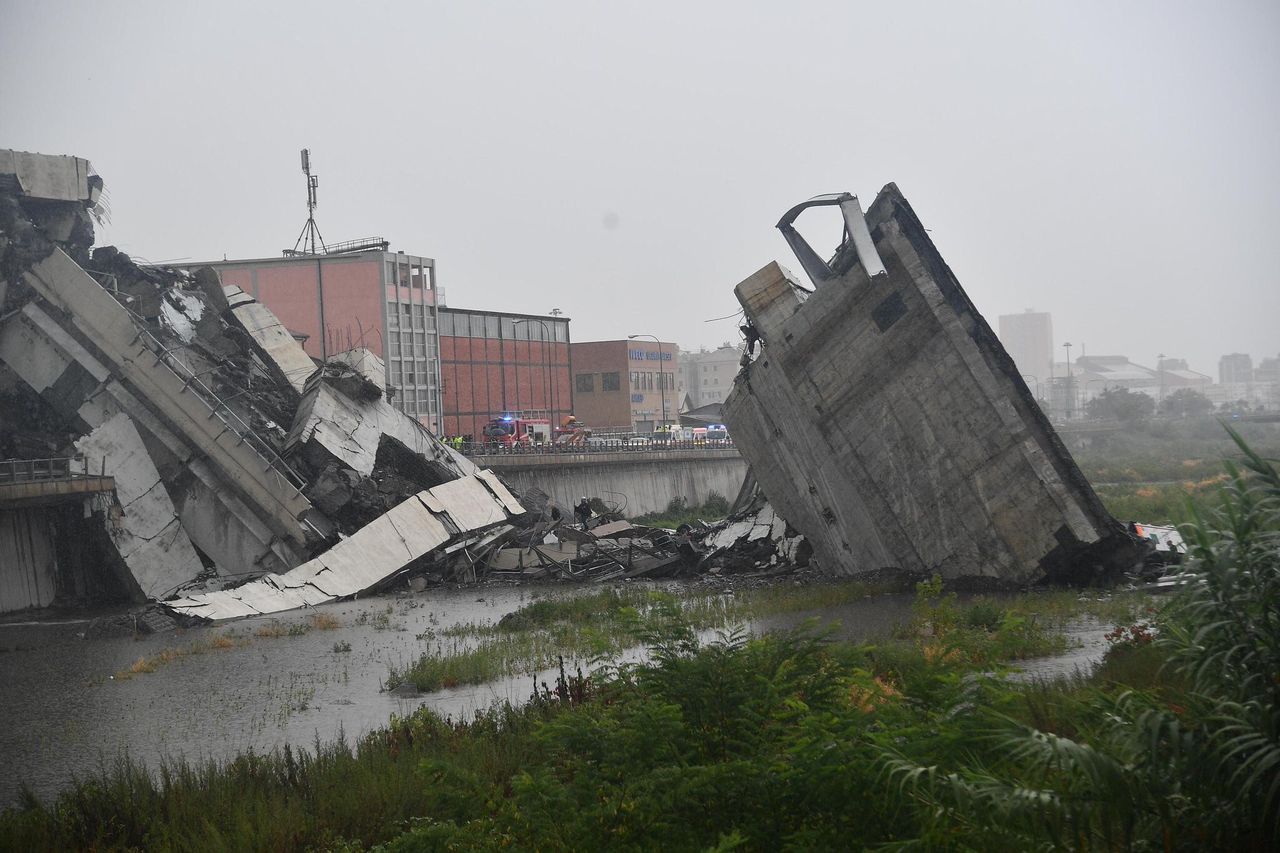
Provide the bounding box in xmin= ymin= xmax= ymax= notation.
xmin=882 ymin=428 xmax=1280 ymax=850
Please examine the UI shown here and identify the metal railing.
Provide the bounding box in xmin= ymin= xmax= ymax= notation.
xmin=460 ymin=438 xmax=737 ymax=457
xmin=0 ymin=456 xmax=103 ymax=484
xmin=120 ymin=311 xmax=309 ymax=497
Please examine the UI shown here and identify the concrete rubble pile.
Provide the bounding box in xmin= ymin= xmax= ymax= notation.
xmin=0 ymin=149 xmax=526 ymax=619
xmin=724 ymin=186 xmax=1145 ymax=587
xmin=692 ymin=489 xmax=812 ymax=576
xmin=484 ymin=492 xmax=696 ymax=582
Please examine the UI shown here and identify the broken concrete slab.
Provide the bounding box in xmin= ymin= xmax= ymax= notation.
xmin=287 ymin=377 xmax=477 ymax=480
xmin=164 ymin=474 xmax=524 ymax=620
xmin=725 ymin=186 xmax=1141 ymax=586
xmin=0 ymin=150 xmax=101 ymax=205
xmin=325 ymin=347 xmax=386 ymax=400
xmin=221 ymin=285 xmax=318 ymax=393
xmin=697 ymin=494 xmax=810 ymax=572
xmin=75 ymin=413 xmax=204 ymax=598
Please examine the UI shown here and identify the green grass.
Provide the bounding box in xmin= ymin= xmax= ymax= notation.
xmin=0 ymin=593 xmax=1181 ymax=852
xmin=1072 ymin=418 xmax=1280 ymax=485
xmin=631 ymin=492 xmax=731 ymax=527
xmin=399 ymin=581 xmax=1152 ymax=694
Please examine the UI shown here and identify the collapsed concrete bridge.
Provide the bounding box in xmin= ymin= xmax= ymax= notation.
xmin=0 ymin=149 xmax=526 ymax=617
xmin=724 ymin=186 xmax=1143 ymax=585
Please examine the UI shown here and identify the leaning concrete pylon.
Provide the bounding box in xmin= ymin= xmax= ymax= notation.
xmin=724 ymin=186 xmax=1141 ymax=585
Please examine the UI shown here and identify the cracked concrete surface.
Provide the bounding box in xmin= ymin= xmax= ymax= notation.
xmin=75 ymin=412 xmax=203 ymax=598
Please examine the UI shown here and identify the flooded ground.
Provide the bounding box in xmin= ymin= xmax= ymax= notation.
xmin=0 ymin=583 xmax=1112 ymax=807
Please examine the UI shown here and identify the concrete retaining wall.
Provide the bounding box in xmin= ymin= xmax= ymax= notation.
xmin=0 ymin=508 xmax=57 ymax=612
xmin=476 ymin=450 xmax=748 ymax=517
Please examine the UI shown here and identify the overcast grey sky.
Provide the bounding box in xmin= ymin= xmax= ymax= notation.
xmin=4 ymin=0 xmax=1277 ymax=375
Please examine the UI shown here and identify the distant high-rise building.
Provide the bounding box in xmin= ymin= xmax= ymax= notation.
xmin=1219 ymin=352 xmax=1253 ymax=385
xmin=678 ymin=343 xmax=742 ymax=409
xmin=998 ymin=310 xmax=1054 ymax=389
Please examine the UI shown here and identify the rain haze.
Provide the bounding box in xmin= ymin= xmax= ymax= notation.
xmin=3 ymin=0 xmax=1278 ymax=373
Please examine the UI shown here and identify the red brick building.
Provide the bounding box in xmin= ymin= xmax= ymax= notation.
xmin=191 ymin=250 xmax=443 ymax=427
xmin=438 ymin=308 xmax=572 ymax=439
xmin=569 ymin=339 xmax=677 ymax=433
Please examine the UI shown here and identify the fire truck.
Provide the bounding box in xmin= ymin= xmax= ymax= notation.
xmin=483 ymin=413 xmax=593 ymax=449
xmin=482 ymin=414 xmax=551 ymax=448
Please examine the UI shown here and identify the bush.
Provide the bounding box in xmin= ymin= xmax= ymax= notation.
xmin=883 ymin=428 xmax=1280 ymax=850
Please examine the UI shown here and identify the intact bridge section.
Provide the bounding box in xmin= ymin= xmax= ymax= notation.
xmin=472 ymin=448 xmax=747 ymax=518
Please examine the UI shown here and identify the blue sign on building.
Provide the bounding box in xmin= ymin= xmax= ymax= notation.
xmin=630 ymin=393 xmax=645 ymax=402
xmin=629 ymin=349 xmax=672 ymax=361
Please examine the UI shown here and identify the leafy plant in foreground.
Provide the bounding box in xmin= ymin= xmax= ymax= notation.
xmin=883 ymin=429 xmax=1280 ymax=851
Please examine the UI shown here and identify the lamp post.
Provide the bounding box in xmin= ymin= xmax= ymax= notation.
xmin=1063 ymin=342 xmax=1074 ymax=419
xmin=513 ymin=319 xmax=554 ymax=426
xmin=1157 ymin=352 xmax=1167 ymax=411
xmin=628 ymin=334 xmax=667 ymax=431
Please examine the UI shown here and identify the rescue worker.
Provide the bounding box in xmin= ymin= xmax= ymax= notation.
xmin=574 ymin=496 xmax=592 ymax=528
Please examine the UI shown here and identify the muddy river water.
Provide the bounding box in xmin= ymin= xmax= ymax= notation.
xmin=0 ymin=583 xmax=1112 ymax=807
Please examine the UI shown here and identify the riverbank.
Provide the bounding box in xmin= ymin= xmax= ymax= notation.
xmin=0 ymin=577 xmax=1161 ymax=845
xmin=0 ymin=575 xmax=1147 ymax=810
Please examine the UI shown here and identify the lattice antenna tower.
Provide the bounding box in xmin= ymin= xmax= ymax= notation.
xmin=291 ymin=148 xmax=327 ymax=255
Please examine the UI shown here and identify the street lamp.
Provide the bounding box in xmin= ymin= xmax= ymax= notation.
xmin=1084 ymin=379 xmax=1108 ymax=413
xmin=513 ymin=318 xmax=554 ymax=426
xmin=628 ymin=334 xmax=667 ymax=431
xmin=1063 ymin=342 xmax=1074 ymax=419
xmin=1157 ymin=352 xmax=1167 ymax=410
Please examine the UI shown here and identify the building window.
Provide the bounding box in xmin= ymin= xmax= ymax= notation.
xmin=485 ymin=315 xmax=499 ymax=339
xmin=576 ymin=374 xmax=595 ymax=393
xmin=602 ymin=372 xmax=620 ymax=391
xmin=438 ymin=312 xmax=453 ymax=336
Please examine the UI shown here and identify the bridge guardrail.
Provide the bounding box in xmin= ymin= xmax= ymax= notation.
xmin=459 ymin=439 xmax=737 ymax=457
xmin=0 ymin=456 xmax=100 ymax=485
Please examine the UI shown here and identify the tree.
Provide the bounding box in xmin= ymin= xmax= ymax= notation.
xmin=1160 ymin=388 xmax=1214 ymax=418
xmin=1085 ymin=387 xmax=1154 ymax=423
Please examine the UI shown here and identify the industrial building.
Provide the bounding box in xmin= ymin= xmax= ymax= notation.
xmin=569 ymin=339 xmax=677 ymax=433
xmin=437 ymin=307 xmax=572 ymax=439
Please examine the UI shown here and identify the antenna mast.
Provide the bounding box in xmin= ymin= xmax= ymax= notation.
xmin=291 ymin=148 xmax=326 ymax=255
